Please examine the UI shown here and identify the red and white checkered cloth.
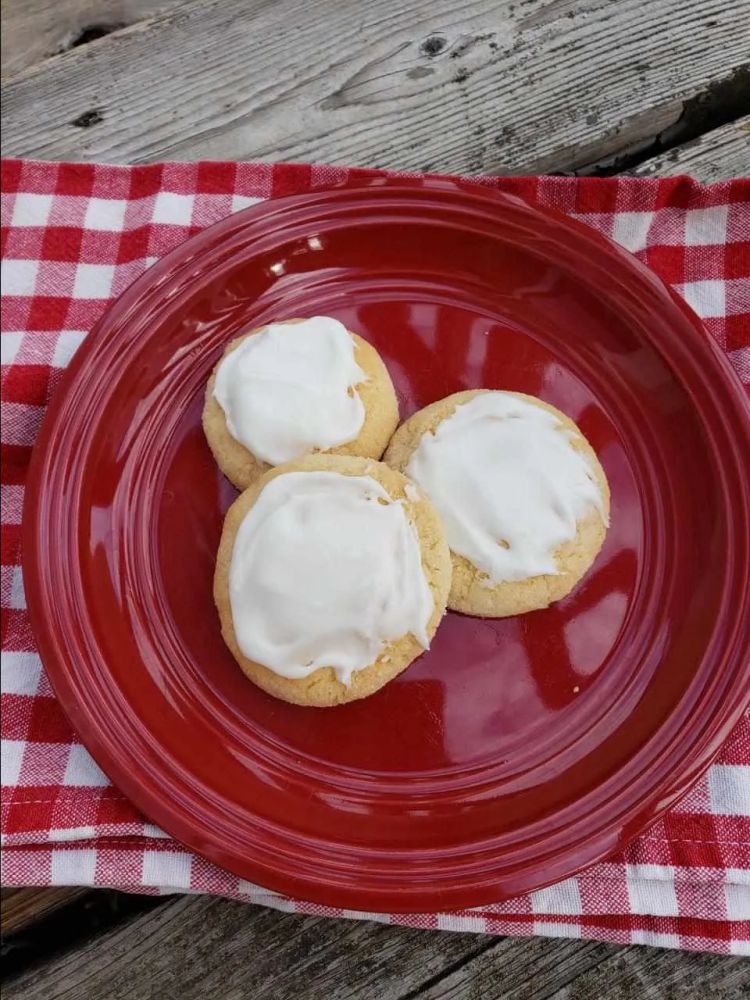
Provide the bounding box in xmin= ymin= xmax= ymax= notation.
xmin=2 ymin=160 xmax=749 ymax=955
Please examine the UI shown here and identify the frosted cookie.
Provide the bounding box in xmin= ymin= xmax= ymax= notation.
xmin=203 ymin=316 xmax=399 ymax=489
xmin=214 ymin=454 xmax=451 ymax=707
xmin=384 ymin=390 xmax=610 ymax=617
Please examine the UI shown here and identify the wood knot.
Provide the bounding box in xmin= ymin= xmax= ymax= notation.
xmin=71 ymin=109 xmax=104 ymax=128
xmin=420 ymin=35 xmax=447 ymax=57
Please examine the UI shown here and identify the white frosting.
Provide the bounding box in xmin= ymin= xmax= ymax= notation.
xmin=228 ymin=471 xmax=434 ymax=685
xmin=213 ymin=316 xmax=367 ymax=465
xmin=405 ymin=392 xmax=607 ymax=584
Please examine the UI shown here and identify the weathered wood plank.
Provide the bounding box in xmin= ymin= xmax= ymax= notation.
xmin=546 ymin=941 xmax=750 ymax=1000
xmin=1 ymin=888 xmax=165 ymax=981
xmin=416 ymin=935 xmax=749 ymax=999
xmin=0 ymin=1 xmax=185 ymax=79
xmin=0 ymin=888 xmax=89 ymax=936
xmin=3 ymin=896 xmax=491 ymax=1000
xmin=408 ymin=936 xmax=620 ymax=1000
xmin=2 ymin=0 xmax=747 ymax=174
xmin=4 ymin=893 xmax=744 ymax=1000
xmin=628 ymin=116 xmax=750 ymax=181
xmin=0 ymin=894 xmax=613 ymax=1000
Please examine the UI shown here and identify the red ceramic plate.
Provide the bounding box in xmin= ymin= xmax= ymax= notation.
xmin=24 ymin=178 xmax=750 ymax=912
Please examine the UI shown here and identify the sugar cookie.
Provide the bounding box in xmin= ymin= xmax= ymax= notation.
xmin=214 ymin=454 xmax=451 ymax=706
xmin=385 ymin=390 xmax=610 ymax=617
xmin=203 ymin=317 xmax=399 ymax=489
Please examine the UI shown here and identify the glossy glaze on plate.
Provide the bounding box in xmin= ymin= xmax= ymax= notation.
xmin=24 ymin=179 xmax=750 ymax=911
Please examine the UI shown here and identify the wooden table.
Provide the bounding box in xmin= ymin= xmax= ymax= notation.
xmin=2 ymin=2 xmax=749 ymax=997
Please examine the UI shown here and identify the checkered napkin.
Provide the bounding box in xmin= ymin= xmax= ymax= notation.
xmin=2 ymin=160 xmax=749 ymax=955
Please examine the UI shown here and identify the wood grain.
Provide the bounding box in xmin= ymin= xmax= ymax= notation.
xmin=0 ymin=0 xmax=185 ymax=79
xmin=628 ymin=116 xmax=750 ymax=181
xmin=2 ymin=0 xmax=748 ymax=174
xmin=0 ymin=888 xmax=89 ymax=936
xmin=406 ymin=936 xmax=621 ymax=1000
xmin=5 ymin=894 xmax=747 ymax=1000
xmin=0 ymin=896 xmax=610 ymax=1000
xmin=2 ymin=897 xmax=492 ymax=1000
xmin=546 ymin=941 xmax=750 ymax=1000
xmin=417 ymin=937 xmax=749 ymax=999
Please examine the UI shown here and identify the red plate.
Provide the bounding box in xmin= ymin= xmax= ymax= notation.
xmin=24 ymin=178 xmax=750 ymax=911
